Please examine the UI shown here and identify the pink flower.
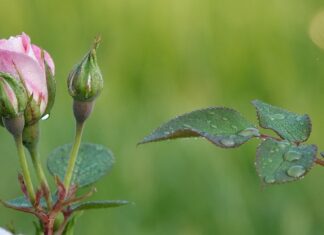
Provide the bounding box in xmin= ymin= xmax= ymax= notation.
xmin=0 ymin=33 xmax=55 ymax=122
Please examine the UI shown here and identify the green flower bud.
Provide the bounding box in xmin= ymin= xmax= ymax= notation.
xmin=0 ymin=72 xmax=27 ymax=118
xmin=67 ymin=38 xmax=103 ymax=102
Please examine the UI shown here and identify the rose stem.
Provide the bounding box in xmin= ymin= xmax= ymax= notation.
xmin=29 ymin=147 xmax=52 ymax=208
xmin=63 ymin=121 xmax=85 ymax=192
xmin=15 ymin=135 xmax=36 ymax=203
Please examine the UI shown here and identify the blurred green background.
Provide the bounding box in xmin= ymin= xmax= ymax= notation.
xmin=1 ymin=0 xmax=324 ymax=234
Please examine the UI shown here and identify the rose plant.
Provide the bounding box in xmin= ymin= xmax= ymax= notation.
xmin=0 ymin=33 xmax=128 ymax=235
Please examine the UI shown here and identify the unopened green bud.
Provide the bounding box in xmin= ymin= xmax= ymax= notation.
xmin=67 ymin=37 xmax=103 ymax=102
xmin=22 ymin=123 xmax=40 ymax=151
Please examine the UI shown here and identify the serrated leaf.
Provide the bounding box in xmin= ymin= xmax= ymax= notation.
xmin=139 ymin=107 xmax=259 ymax=148
xmin=47 ymin=143 xmax=114 ymax=187
xmin=256 ymin=138 xmax=317 ymax=185
xmin=71 ymin=200 xmax=129 ymax=212
xmin=252 ymin=100 xmax=311 ymax=143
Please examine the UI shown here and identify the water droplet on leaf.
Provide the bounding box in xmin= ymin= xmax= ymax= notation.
xmin=231 ymin=125 xmax=238 ymax=130
xmin=220 ymin=137 xmax=235 ymax=147
xmin=271 ymin=114 xmax=285 ymax=120
xmin=264 ymin=176 xmax=276 ymax=184
xmin=238 ymin=127 xmax=260 ymax=137
xmin=287 ymin=165 xmax=306 ymax=178
xmin=296 ymin=116 xmax=304 ymax=122
xmin=284 ymin=150 xmax=302 ymax=162
xmin=278 ymin=141 xmax=289 ymax=149
xmin=183 ymin=124 xmax=192 ymax=128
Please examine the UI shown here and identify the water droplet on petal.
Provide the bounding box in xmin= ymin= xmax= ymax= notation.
xmin=284 ymin=150 xmax=302 ymax=162
xmin=287 ymin=165 xmax=306 ymax=178
xmin=41 ymin=114 xmax=50 ymax=120
xmin=264 ymin=176 xmax=276 ymax=184
xmin=220 ymin=137 xmax=235 ymax=147
xmin=238 ymin=127 xmax=260 ymax=137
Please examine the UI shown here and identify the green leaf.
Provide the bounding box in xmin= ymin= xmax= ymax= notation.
xmin=5 ymin=196 xmax=33 ymax=208
xmin=63 ymin=212 xmax=83 ymax=235
xmin=47 ymin=143 xmax=114 ymax=187
xmin=71 ymin=200 xmax=130 ymax=212
xmin=256 ymin=138 xmax=317 ymax=185
xmin=4 ymin=195 xmax=56 ymax=209
xmin=252 ymin=100 xmax=311 ymax=143
xmin=139 ymin=107 xmax=259 ymax=148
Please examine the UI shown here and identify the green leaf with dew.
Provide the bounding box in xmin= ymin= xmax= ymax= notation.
xmin=139 ymin=107 xmax=259 ymax=148
xmin=256 ymin=138 xmax=317 ymax=185
xmin=47 ymin=143 xmax=114 ymax=187
xmin=252 ymin=100 xmax=311 ymax=143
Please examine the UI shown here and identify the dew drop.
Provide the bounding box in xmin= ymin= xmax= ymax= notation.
xmin=183 ymin=124 xmax=192 ymax=128
xmin=164 ymin=131 xmax=170 ymax=136
xmin=231 ymin=125 xmax=238 ymax=130
xmin=284 ymin=150 xmax=302 ymax=162
xmin=264 ymin=176 xmax=276 ymax=184
xmin=220 ymin=137 xmax=235 ymax=147
xmin=287 ymin=165 xmax=306 ymax=178
xmin=278 ymin=141 xmax=289 ymax=149
xmin=270 ymin=114 xmax=285 ymax=120
xmin=238 ymin=127 xmax=260 ymax=137
xmin=296 ymin=116 xmax=304 ymax=122
xmin=41 ymin=114 xmax=50 ymax=120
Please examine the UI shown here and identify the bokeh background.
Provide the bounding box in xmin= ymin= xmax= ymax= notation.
xmin=1 ymin=0 xmax=324 ymax=234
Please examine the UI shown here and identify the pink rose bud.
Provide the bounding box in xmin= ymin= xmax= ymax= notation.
xmin=0 ymin=33 xmax=56 ymax=125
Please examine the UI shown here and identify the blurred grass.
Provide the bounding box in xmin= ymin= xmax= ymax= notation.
xmin=1 ymin=0 xmax=324 ymax=234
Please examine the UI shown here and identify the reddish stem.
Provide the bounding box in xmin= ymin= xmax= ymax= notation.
xmin=259 ymin=134 xmax=282 ymax=141
xmin=44 ymin=218 xmax=55 ymax=235
xmin=315 ymin=158 xmax=324 ymax=167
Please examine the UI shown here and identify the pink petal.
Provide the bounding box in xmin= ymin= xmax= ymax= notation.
xmin=32 ymin=45 xmax=55 ymax=75
xmin=0 ymin=33 xmax=39 ymax=63
xmin=0 ymin=36 xmax=25 ymax=54
xmin=0 ymin=49 xmax=48 ymax=114
xmin=21 ymin=32 xmax=31 ymax=54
